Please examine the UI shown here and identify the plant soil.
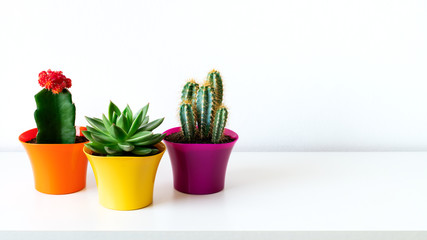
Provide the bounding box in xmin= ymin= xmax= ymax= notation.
xmin=164 ymin=131 xmax=235 ymax=144
xmin=26 ymin=136 xmax=88 ymax=144
xmin=89 ymin=146 xmax=162 ymax=157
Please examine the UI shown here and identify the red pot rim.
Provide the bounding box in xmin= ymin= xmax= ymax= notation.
xmin=19 ymin=126 xmax=88 ymax=145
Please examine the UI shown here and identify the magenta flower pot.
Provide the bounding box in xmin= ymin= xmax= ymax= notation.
xmin=163 ymin=127 xmax=238 ymax=194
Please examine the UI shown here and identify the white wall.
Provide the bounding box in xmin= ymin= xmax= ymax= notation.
xmin=1 ymin=0 xmax=426 ymax=152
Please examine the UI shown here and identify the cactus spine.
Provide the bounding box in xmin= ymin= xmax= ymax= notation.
xmin=180 ymin=101 xmax=196 ymax=142
xmin=181 ymin=80 xmax=199 ymax=102
xmin=211 ymin=105 xmax=228 ymax=143
xmin=207 ymin=70 xmax=223 ymax=107
xmin=178 ymin=69 xmax=228 ymax=143
xmin=196 ymin=85 xmax=214 ymax=139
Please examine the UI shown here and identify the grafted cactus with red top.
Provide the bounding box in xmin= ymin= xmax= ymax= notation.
xmin=34 ymin=69 xmax=76 ymax=143
xmin=38 ymin=70 xmax=72 ymax=94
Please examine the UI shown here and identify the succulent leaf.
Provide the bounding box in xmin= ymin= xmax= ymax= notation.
xmin=127 ymin=131 xmax=152 ymax=143
xmin=91 ymin=132 xmax=117 ymax=144
xmin=123 ymin=105 xmax=133 ymax=123
xmin=102 ymin=114 xmax=112 ymax=129
xmin=111 ymin=112 xmax=118 ymax=124
xmin=105 ymin=145 xmax=122 ymax=155
xmin=86 ymin=116 xmax=107 ymax=132
xmin=127 ymin=108 xmax=144 ymax=136
xmin=82 ymin=131 xmax=95 ymax=142
xmin=108 ymin=101 xmax=121 ymax=122
xmin=116 ymin=114 xmax=129 ymax=133
xmin=131 ymin=147 xmax=152 ymax=156
xmin=150 ymin=148 xmax=160 ymax=155
xmin=139 ymin=118 xmax=164 ymax=132
xmin=140 ymin=103 xmax=149 ymax=121
xmin=118 ymin=143 xmax=135 ymax=152
xmin=110 ymin=124 xmax=127 ymax=141
xmin=142 ymin=116 xmax=149 ymax=125
xmin=86 ymin=126 xmax=109 ymax=137
xmin=85 ymin=142 xmax=107 ymax=154
xmin=134 ymin=133 xmax=165 ymax=146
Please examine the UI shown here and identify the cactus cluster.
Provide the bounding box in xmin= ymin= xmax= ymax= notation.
xmin=179 ymin=70 xmax=228 ymax=143
xmin=84 ymin=101 xmax=165 ymax=156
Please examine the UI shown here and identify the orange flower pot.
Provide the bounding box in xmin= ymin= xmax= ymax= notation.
xmin=19 ymin=126 xmax=89 ymax=194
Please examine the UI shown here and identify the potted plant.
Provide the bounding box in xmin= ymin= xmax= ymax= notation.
xmin=163 ymin=69 xmax=238 ymax=194
xmin=83 ymin=101 xmax=166 ymax=211
xmin=19 ymin=69 xmax=89 ymax=194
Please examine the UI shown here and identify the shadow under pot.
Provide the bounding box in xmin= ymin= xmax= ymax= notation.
xmin=19 ymin=126 xmax=89 ymax=195
xmin=83 ymin=142 xmax=166 ymax=211
xmin=163 ymin=127 xmax=238 ymax=195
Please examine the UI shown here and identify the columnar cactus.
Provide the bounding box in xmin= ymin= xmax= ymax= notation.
xmin=196 ymin=84 xmax=214 ymax=139
xmin=211 ymin=105 xmax=228 ymax=144
xmin=181 ymin=79 xmax=199 ymax=103
xmin=179 ymin=69 xmax=229 ymax=143
xmin=34 ymin=70 xmax=76 ymax=144
xmin=179 ymin=101 xmax=196 ymax=142
xmin=207 ymin=69 xmax=223 ymax=107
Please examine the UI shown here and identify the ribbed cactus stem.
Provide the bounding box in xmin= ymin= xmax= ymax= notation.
xmin=181 ymin=80 xmax=199 ymax=103
xmin=196 ymin=84 xmax=214 ymax=139
xmin=34 ymin=89 xmax=76 ymax=143
xmin=180 ymin=101 xmax=196 ymax=142
xmin=211 ymin=106 xmax=228 ymax=143
xmin=207 ymin=69 xmax=223 ymax=108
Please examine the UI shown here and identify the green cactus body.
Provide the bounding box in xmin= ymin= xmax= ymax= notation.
xmin=196 ymin=85 xmax=214 ymax=139
xmin=34 ymin=89 xmax=76 ymax=143
xmin=207 ymin=70 xmax=223 ymax=107
xmin=211 ymin=106 xmax=228 ymax=143
xmin=181 ymin=80 xmax=199 ymax=103
xmin=180 ymin=101 xmax=196 ymax=142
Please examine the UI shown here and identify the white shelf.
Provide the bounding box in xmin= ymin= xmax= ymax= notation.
xmin=1 ymin=152 xmax=427 ymax=231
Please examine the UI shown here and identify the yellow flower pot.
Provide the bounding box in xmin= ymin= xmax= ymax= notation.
xmin=83 ymin=143 xmax=166 ymax=211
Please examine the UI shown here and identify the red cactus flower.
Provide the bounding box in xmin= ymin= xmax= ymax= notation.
xmin=38 ymin=69 xmax=72 ymax=94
